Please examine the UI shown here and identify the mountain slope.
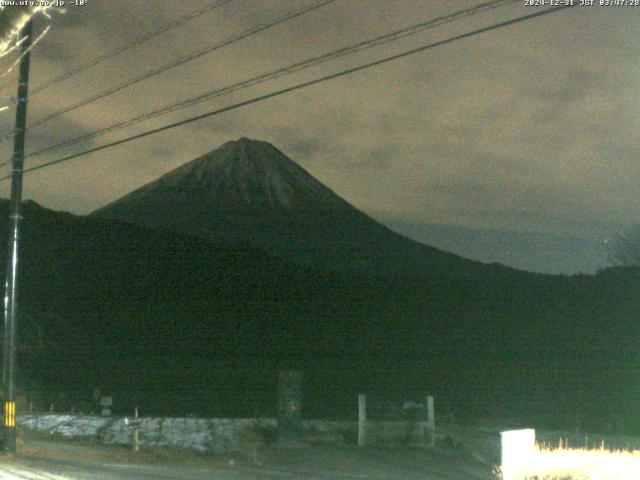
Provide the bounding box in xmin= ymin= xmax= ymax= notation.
xmin=0 ymin=199 xmax=637 ymax=425
xmin=92 ymin=137 xmax=512 ymax=276
xmin=0 ymin=200 xmax=326 ymax=405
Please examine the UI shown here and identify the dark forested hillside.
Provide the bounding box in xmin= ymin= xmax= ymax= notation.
xmin=1 ymin=199 xmax=638 ymax=430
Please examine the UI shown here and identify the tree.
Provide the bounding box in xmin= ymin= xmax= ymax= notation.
xmin=607 ymin=224 xmax=640 ymax=267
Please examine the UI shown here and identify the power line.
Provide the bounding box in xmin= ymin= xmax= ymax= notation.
xmin=31 ymin=0 xmax=233 ymax=96
xmin=0 ymin=5 xmax=574 ymax=182
xmin=24 ymin=0 xmax=515 ymax=161
xmin=2 ymin=0 xmax=338 ymax=142
xmin=0 ymin=0 xmax=234 ymax=140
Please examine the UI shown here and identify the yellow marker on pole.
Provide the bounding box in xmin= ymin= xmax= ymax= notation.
xmin=4 ymin=401 xmax=15 ymax=427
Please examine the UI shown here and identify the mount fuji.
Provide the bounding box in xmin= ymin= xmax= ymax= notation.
xmin=92 ymin=137 xmax=513 ymax=276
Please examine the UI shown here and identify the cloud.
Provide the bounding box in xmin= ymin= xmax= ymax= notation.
xmin=34 ymin=39 xmax=73 ymax=62
xmin=278 ymin=134 xmax=325 ymax=159
xmin=0 ymin=0 xmax=634 ymax=275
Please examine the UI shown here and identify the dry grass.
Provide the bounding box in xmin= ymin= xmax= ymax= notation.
xmin=495 ymin=438 xmax=640 ymax=480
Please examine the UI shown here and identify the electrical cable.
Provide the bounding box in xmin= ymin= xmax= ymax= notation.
xmin=30 ymin=0 xmax=233 ymax=96
xmin=16 ymin=0 xmax=339 ymax=135
xmin=23 ymin=0 xmax=515 ymax=161
xmin=0 ymin=5 xmax=574 ymax=182
xmin=0 ymin=0 xmax=234 ymax=140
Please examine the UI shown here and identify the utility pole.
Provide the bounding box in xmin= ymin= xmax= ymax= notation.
xmin=2 ymin=19 xmax=33 ymax=453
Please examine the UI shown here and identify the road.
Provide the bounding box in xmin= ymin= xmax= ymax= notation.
xmin=0 ymin=440 xmax=308 ymax=480
xmin=0 ymin=458 xmax=318 ymax=480
xmin=0 ymin=450 xmax=493 ymax=480
xmin=0 ymin=429 xmax=496 ymax=479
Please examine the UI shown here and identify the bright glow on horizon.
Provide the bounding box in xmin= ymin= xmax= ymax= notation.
xmin=500 ymin=428 xmax=640 ymax=480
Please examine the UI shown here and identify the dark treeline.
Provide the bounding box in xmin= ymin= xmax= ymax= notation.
xmin=1 ymin=201 xmax=638 ymax=433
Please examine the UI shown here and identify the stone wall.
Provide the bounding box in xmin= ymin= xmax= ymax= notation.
xmin=17 ymin=414 xmax=431 ymax=454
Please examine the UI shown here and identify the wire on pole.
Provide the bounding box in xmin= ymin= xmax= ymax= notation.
xmin=0 ymin=0 xmax=338 ymax=144
xmin=21 ymin=0 xmax=516 ymax=163
xmin=30 ymin=0 xmax=234 ymax=96
xmin=0 ymin=5 xmax=574 ymax=182
xmin=0 ymin=0 xmax=234 ymax=142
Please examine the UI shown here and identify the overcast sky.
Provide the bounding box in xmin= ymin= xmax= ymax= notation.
xmin=0 ymin=0 xmax=636 ymax=274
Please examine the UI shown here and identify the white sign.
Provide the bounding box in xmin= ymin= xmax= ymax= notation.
xmin=501 ymin=428 xmax=536 ymax=480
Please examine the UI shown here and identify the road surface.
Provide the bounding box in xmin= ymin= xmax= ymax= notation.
xmin=0 ymin=429 xmax=495 ymax=479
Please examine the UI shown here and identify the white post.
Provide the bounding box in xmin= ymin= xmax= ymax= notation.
xmin=426 ymin=396 xmax=435 ymax=446
xmin=133 ymin=406 xmax=139 ymax=452
xmin=358 ymin=394 xmax=366 ymax=447
xmin=501 ymin=429 xmax=536 ymax=480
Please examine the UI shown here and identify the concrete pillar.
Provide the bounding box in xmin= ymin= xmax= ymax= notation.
xmin=426 ymin=396 xmax=435 ymax=446
xmin=277 ymin=370 xmax=304 ymax=447
xmin=358 ymin=394 xmax=366 ymax=447
xmin=133 ymin=406 xmax=139 ymax=452
xmin=410 ymin=396 xmax=435 ymax=447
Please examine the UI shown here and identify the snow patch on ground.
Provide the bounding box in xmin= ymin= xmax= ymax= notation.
xmin=18 ymin=414 xmax=278 ymax=454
